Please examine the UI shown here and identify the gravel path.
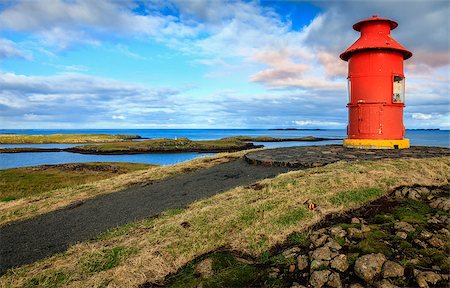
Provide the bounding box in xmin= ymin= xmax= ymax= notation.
xmin=0 ymin=158 xmax=295 ymax=274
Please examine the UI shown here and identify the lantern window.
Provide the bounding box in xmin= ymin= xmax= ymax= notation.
xmin=393 ymin=75 xmax=404 ymax=103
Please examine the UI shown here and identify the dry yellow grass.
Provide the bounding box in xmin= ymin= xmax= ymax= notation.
xmin=1 ymin=156 xmax=448 ymax=288
xmin=0 ymin=151 xmax=250 ymax=226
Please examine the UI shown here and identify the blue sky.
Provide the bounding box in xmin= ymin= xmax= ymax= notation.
xmin=0 ymin=0 xmax=448 ymax=129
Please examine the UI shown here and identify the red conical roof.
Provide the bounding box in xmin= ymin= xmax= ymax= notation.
xmin=340 ymin=15 xmax=412 ymax=61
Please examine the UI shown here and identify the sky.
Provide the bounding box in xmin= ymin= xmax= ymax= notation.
xmin=0 ymin=0 xmax=448 ymax=129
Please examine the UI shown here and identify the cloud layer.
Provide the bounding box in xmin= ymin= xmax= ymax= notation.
xmin=0 ymin=0 xmax=448 ymax=129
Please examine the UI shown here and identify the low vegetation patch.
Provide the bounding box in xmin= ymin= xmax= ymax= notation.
xmin=1 ymin=156 xmax=447 ymax=287
xmin=0 ymin=134 xmax=140 ymax=144
xmin=0 ymin=151 xmax=249 ymax=225
xmin=68 ymin=138 xmax=258 ymax=154
xmin=0 ymin=162 xmax=152 ymax=202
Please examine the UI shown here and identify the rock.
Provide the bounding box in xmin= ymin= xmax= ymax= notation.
xmin=288 ymin=264 xmax=296 ymax=273
xmin=438 ymin=228 xmax=450 ymax=236
xmin=268 ymin=267 xmax=280 ymax=278
xmin=394 ymin=221 xmax=414 ymax=233
xmin=311 ymin=246 xmax=336 ymax=261
xmin=297 ymin=255 xmax=308 ymax=271
xmin=283 ymin=246 xmax=301 ymax=258
xmin=194 ymin=258 xmax=214 ymax=278
xmin=331 ymin=254 xmax=349 ymax=272
xmin=310 ymin=234 xmax=328 ymax=248
xmin=407 ymin=189 xmax=421 ymax=200
xmin=324 ymin=239 xmax=342 ymax=251
xmin=330 ymin=226 xmax=347 ymax=238
xmin=430 ymin=197 xmax=450 ymax=211
xmin=375 ymin=279 xmax=399 ymax=288
xmin=382 ymin=261 xmax=404 ymax=278
xmin=415 ymin=271 xmax=442 ymax=288
xmin=396 ymin=231 xmax=408 ymax=239
xmin=347 ymin=227 xmax=364 ymax=239
xmin=310 ymin=259 xmax=329 ymax=271
xmin=351 ymin=217 xmax=361 ymax=224
xmin=414 ymin=239 xmax=428 ymax=249
xmin=327 ymin=271 xmax=342 ymax=288
xmin=415 ymin=187 xmax=430 ymax=196
xmin=427 ymin=217 xmax=440 ymax=224
xmin=354 ymin=253 xmax=387 ymax=283
xmin=290 ymin=282 xmax=306 ymax=288
xmin=419 ymin=230 xmax=433 ymax=239
xmin=427 ymin=237 xmax=444 ymax=248
xmin=349 ymin=283 xmax=365 ymax=288
xmin=309 ymin=270 xmax=331 ymax=288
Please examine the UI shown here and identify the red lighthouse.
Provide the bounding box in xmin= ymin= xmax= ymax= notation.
xmin=340 ymin=15 xmax=412 ymax=149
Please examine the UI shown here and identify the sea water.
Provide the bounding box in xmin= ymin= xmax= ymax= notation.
xmin=0 ymin=129 xmax=448 ymax=169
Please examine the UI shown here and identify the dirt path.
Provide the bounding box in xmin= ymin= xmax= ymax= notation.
xmin=0 ymin=159 xmax=295 ymax=275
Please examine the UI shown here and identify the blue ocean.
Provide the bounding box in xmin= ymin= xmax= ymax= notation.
xmin=0 ymin=129 xmax=448 ymax=169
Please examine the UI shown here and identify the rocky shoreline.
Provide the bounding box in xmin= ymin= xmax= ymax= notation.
xmin=0 ymin=143 xmax=262 ymax=154
xmin=159 ymin=185 xmax=450 ymax=288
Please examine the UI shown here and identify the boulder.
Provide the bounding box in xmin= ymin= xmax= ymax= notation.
xmin=382 ymin=261 xmax=404 ymax=278
xmin=329 ymin=226 xmax=347 ymax=238
xmin=430 ymin=197 xmax=450 ymax=211
xmin=309 ymin=270 xmax=331 ymax=288
xmin=347 ymin=227 xmax=364 ymax=239
xmin=327 ymin=271 xmax=342 ymax=288
xmin=354 ymin=253 xmax=387 ymax=283
xmin=419 ymin=230 xmax=433 ymax=239
xmin=282 ymin=246 xmax=301 ymax=258
xmin=375 ymin=279 xmax=399 ymax=288
xmin=311 ymin=246 xmax=337 ymax=261
xmin=415 ymin=271 xmax=442 ymax=288
xmin=427 ymin=237 xmax=444 ymax=248
xmin=297 ymin=255 xmax=308 ymax=271
xmin=394 ymin=221 xmax=414 ymax=233
xmin=395 ymin=231 xmax=407 ymax=239
xmin=310 ymin=234 xmax=329 ymax=248
xmin=310 ymin=259 xmax=329 ymax=271
xmin=194 ymin=258 xmax=214 ymax=278
xmin=331 ymin=254 xmax=349 ymax=272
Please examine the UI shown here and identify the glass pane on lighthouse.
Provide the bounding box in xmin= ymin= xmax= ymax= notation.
xmin=393 ymin=75 xmax=404 ymax=103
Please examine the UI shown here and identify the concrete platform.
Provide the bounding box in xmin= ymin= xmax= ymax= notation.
xmin=244 ymin=145 xmax=450 ymax=168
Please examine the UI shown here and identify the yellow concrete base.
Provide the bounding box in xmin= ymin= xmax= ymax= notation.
xmin=343 ymin=139 xmax=410 ymax=149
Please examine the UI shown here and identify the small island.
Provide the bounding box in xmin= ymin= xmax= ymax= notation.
xmin=0 ymin=134 xmax=339 ymax=155
xmin=0 ymin=134 xmax=142 ymax=144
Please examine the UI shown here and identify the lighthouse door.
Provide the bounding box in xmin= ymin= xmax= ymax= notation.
xmin=358 ymin=105 xmax=383 ymax=135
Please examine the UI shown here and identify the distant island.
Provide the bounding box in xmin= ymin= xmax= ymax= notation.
xmin=0 ymin=134 xmax=339 ymax=155
xmin=269 ymin=128 xmax=324 ymax=131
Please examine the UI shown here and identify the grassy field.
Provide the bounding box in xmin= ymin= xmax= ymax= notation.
xmin=0 ymin=162 xmax=152 ymax=202
xmin=0 ymin=151 xmax=251 ymax=225
xmin=0 ymin=134 xmax=140 ymax=144
xmin=221 ymin=136 xmax=333 ymax=142
xmin=1 ymin=156 xmax=448 ymax=287
xmin=69 ymin=138 xmax=257 ymax=154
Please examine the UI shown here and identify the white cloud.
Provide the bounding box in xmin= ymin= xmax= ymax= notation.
xmin=293 ymin=120 xmax=343 ymax=127
xmin=112 ymin=115 xmax=126 ymax=120
xmin=411 ymin=113 xmax=436 ymax=120
xmin=0 ymin=38 xmax=32 ymax=59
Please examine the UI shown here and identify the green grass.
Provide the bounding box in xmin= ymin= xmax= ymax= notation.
xmin=0 ymin=162 xmax=152 ymax=201
xmin=287 ymin=232 xmax=310 ymax=248
xmin=0 ymin=134 xmax=139 ymax=144
xmin=393 ymin=199 xmax=435 ymax=224
xmin=71 ymin=138 xmax=255 ymax=153
xmin=24 ymin=270 xmax=71 ymax=288
xmin=79 ymin=246 xmax=138 ymax=273
xmin=330 ymin=187 xmax=383 ymax=206
xmin=273 ymin=207 xmax=310 ymax=227
xmin=166 ymin=252 xmax=285 ymax=288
